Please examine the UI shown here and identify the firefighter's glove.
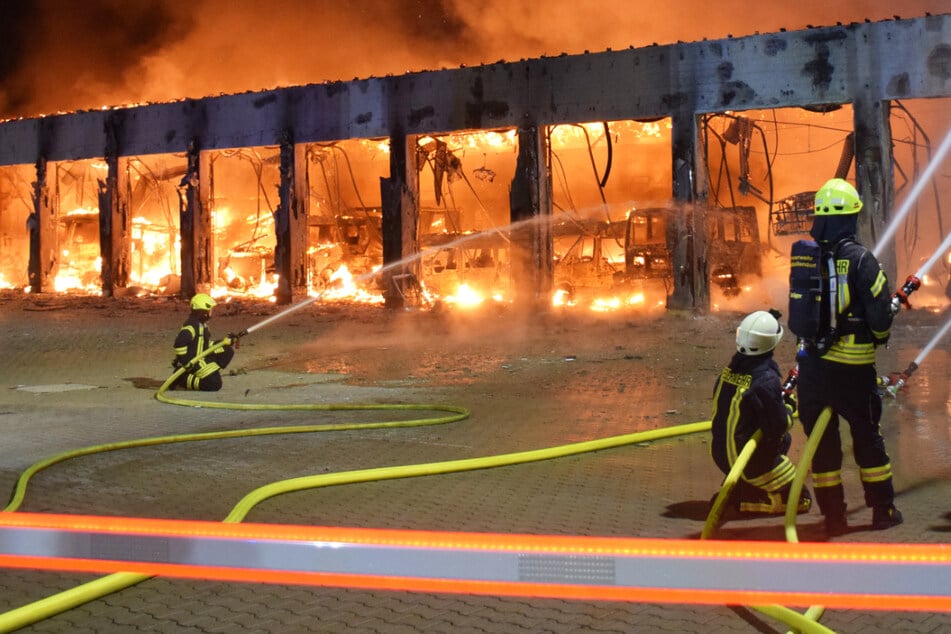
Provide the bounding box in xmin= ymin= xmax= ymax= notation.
xmin=171 ymin=358 xmax=185 ymax=370
xmin=783 ymin=392 xmax=798 ymax=417
xmin=225 ymin=333 xmax=241 ymax=349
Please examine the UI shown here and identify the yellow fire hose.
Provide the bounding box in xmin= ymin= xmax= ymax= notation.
xmin=0 ymin=338 xmax=834 ymax=633
xmin=701 ymin=406 xmax=837 ymax=634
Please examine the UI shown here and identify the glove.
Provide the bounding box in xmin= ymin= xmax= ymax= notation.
xmin=783 ymin=391 xmax=798 ymax=416
xmin=225 ymin=333 xmax=241 ymax=349
xmin=171 ymin=358 xmax=184 ymax=370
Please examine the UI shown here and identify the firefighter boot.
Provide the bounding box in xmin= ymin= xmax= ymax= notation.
xmin=778 ymin=484 xmax=812 ymax=514
xmin=872 ymin=504 xmax=904 ymax=530
xmin=815 ymin=484 xmax=848 ymax=536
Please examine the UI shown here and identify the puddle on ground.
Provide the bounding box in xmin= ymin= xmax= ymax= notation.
xmin=13 ymin=384 xmax=101 ymax=393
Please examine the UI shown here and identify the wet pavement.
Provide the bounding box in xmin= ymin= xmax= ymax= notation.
xmin=0 ymin=295 xmax=949 ymax=633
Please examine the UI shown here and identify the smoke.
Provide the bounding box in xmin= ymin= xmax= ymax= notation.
xmin=1 ymin=0 xmax=947 ymax=120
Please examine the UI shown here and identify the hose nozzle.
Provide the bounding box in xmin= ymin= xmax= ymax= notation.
xmin=890 ymin=274 xmax=922 ymax=315
xmin=885 ymin=361 xmax=919 ymax=398
xmin=782 ymin=366 xmax=799 ymax=395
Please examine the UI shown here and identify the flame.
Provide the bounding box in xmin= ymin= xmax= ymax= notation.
xmin=54 ymin=256 xmax=102 ymax=294
xmin=129 ymin=216 xmax=178 ymax=289
xmin=548 ymin=120 xmax=669 ymax=147
xmin=590 ymin=293 xmax=646 ymax=312
xmin=553 ymin=288 xmax=572 ymax=307
xmin=318 ymin=265 xmax=385 ymax=305
xmin=443 ymin=283 xmax=485 ymax=308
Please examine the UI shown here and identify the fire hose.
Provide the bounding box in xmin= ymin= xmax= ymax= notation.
xmin=704 ymin=251 xmax=949 ymax=630
xmin=5 ymin=223 xmax=948 ymax=631
xmin=702 ymin=362 xmax=835 ymax=633
xmin=1 ymin=322 xmax=824 ymax=633
xmin=0 ymin=381 xmax=714 ymax=632
xmin=880 ymin=310 xmax=951 ymax=398
xmin=879 ymin=229 xmax=951 ymax=394
xmin=0 ymin=329 xmax=731 ymax=632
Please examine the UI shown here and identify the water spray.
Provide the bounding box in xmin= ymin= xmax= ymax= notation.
xmin=228 ymin=292 xmax=327 ymax=342
xmin=882 ymin=310 xmax=951 ymax=398
xmin=887 ymin=229 xmax=951 ymax=315
xmin=873 ymin=125 xmax=951 ymax=260
xmin=222 ymin=209 xmax=595 ymax=342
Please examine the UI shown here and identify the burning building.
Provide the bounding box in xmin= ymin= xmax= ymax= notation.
xmin=0 ymin=14 xmax=949 ymax=312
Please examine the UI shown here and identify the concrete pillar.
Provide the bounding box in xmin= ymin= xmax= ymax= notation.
xmin=178 ymin=139 xmax=213 ymax=298
xmin=668 ymin=109 xmax=709 ymax=312
xmin=97 ymin=116 xmax=131 ymax=296
xmin=509 ymin=125 xmax=552 ymax=310
xmin=380 ymin=127 xmax=420 ymax=309
xmin=273 ymin=130 xmax=309 ymax=305
xmin=27 ymin=154 xmax=57 ymax=293
xmin=853 ymin=98 xmax=896 ymax=281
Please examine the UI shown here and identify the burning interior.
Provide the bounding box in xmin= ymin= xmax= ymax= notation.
xmin=3 ymin=103 xmax=946 ymax=312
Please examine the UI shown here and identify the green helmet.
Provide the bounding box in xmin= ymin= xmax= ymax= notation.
xmin=814 ymin=178 xmax=863 ymax=215
xmin=190 ymin=293 xmax=216 ymax=312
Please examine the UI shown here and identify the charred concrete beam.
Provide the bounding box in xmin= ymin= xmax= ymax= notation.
xmin=380 ymin=127 xmax=420 ymax=309
xmin=668 ymin=109 xmax=709 ymax=312
xmin=509 ymin=126 xmax=553 ymax=309
xmin=97 ymin=115 xmax=131 ymax=296
xmin=177 ymin=140 xmax=213 ymax=298
xmin=853 ymin=104 xmax=897 ymax=284
xmin=273 ymin=130 xmax=308 ymax=305
xmin=27 ymin=155 xmax=56 ymax=292
xmin=0 ymin=16 xmax=948 ymax=166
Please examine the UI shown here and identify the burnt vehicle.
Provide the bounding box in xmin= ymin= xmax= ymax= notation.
xmin=417 ymin=222 xmax=511 ymax=303
xmin=705 ymin=205 xmax=762 ymax=296
xmin=553 ymin=205 xmax=762 ymax=300
xmin=217 ymin=242 xmax=274 ymax=291
xmin=55 ymin=210 xmax=101 ymax=289
xmin=552 ymin=218 xmax=629 ymax=299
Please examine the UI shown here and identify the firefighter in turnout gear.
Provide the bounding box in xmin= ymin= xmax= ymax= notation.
xmin=171 ymin=293 xmax=236 ymax=392
xmin=710 ymin=310 xmax=812 ymax=517
xmin=797 ymin=178 xmax=901 ymax=535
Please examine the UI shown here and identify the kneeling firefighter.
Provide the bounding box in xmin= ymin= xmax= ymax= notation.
xmin=171 ymin=293 xmax=236 ymax=392
xmin=710 ymin=310 xmax=812 ymax=516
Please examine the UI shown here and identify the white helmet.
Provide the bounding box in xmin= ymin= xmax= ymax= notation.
xmin=736 ymin=310 xmax=783 ymax=355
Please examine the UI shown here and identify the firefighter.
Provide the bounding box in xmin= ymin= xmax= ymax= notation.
xmin=171 ymin=293 xmax=236 ymax=392
xmin=797 ymin=177 xmax=901 ymax=535
xmin=710 ymin=310 xmax=812 ymax=516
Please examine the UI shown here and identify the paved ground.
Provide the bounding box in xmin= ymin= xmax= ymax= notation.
xmin=0 ymin=292 xmax=949 ymax=633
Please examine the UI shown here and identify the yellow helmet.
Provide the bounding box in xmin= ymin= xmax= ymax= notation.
xmin=190 ymin=293 xmax=216 ymax=312
xmin=814 ymin=178 xmax=862 ymax=215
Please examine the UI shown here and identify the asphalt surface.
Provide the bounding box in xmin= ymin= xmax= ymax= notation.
xmin=1 ymin=294 xmax=949 ymax=633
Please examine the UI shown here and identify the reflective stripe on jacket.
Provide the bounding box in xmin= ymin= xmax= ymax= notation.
xmin=823 ymin=240 xmax=893 ymax=365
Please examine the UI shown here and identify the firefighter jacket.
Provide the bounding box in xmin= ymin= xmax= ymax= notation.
xmin=823 ymin=239 xmax=894 ymax=366
xmin=173 ymin=314 xmax=224 ymax=381
xmin=711 ymin=352 xmax=793 ymax=472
